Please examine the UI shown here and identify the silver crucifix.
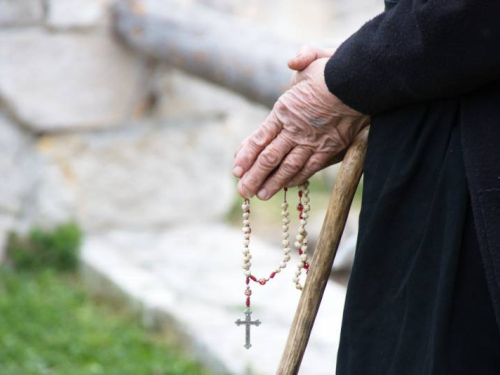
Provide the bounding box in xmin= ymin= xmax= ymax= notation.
xmin=235 ymin=308 xmax=261 ymax=349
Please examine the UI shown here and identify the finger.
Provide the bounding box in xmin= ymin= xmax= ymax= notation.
xmin=287 ymin=152 xmax=334 ymax=188
xmin=232 ymin=112 xmax=282 ymax=178
xmin=288 ymin=46 xmax=336 ymax=71
xmin=233 ymin=136 xmax=248 ymax=158
xmin=287 ymin=45 xmax=321 ymax=71
xmin=237 ymin=135 xmax=294 ymax=199
xmin=257 ymin=146 xmax=314 ymax=200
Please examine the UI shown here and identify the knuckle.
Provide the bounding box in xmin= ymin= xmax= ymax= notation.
xmin=242 ymin=174 xmax=260 ymax=190
xmin=275 ymin=100 xmax=288 ymax=114
xmin=248 ymin=131 xmax=268 ymax=148
xmin=259 ymin=150 xmax=280 ymax=168
xmin=308 ymin=158 xmax=323 ymax=172
xmin=282 ymin=159 xmax=302 ymax=174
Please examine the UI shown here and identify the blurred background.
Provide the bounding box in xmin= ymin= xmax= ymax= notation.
xmin=0 ymin=0 xmax=382 ymax=374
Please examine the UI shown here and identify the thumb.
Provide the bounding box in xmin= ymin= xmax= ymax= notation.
xmin=288 ymin=46 xmax=336 ymax=71
xmin=288 ymin=45 xmax=320 ymax=71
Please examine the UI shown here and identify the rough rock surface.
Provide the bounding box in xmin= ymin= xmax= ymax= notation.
xmin=0 ymin=30 xmax=147 ymax=132
xmin=47 ymin=0 xmax=109 ymax=29
xmin=0 ymin=112 xmax=37 ymax=258
xmin=33 ymin=120 xmax=237 ymax=231
xmin=0 ymin=0 xmax=44 ymax=27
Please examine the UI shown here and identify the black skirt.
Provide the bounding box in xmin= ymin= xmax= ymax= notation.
xmin=336 ymin=100 xmax=500 ymax=374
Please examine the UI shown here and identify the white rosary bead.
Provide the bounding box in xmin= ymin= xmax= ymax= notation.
xmin=296 ymin=234 xmax=304 ymax=242
xmin=283 ymin=232 xmax=289 ymax=239
xmin=297 ymin=262 xmax=304 ymax=269
xmin=302 ymin=212 xmax=309 ymax=219
xmin=284 ymin=247 xmax=291 ymax=254
xmin=242 ymin=249 xmax=250 ymax=255
xmin=302 ymin=238 xmax=308 ymax=245
xmin=243 ymin=219 xmax=250 ymax=226
xmin=292 ymin=276 xmax=299 ymax=283
xmin=301 ymin=245 xmax=308 ymax=252
xmin=282 ymin=239 xmax=290 ymax=247
xmin=242 ymin=203 xmax=249 ymax=211
xmin=244 ymin=270 xmax=251 ymax=276
xmin=294 ymin=241 xmax=302 ymax=248
xmin=300 ymin=219 xmax=307 ymax=226
xmin=294 ymin=270 xmax=302 ymax=276
xmin=243 ymin=212 xmax=250 ymax=219
xmin=279 ymin=261 xmax=287 ymax=269
xmin=281 ymin=210 xmax=289 ymax=216
xmin=298 ymin=226 xmax=306 ymax=234
xmin=282 ymin=225 xmax=289 ymax=231
xmin=242 ymin=263 xmax=251 ymax=269
xmin=283 ymin=255 xmax=291 ymax=262
xmin=281 ymin=202 xmax=289 ymax=209
xmin=244 ymin=255 xmax=252 ymax=262
xmin=300 ymin=254 xmax=308 ymax=261
xmin=242 ymin=226 xmax=250 ymax=233
xmin=303 ymin=197 xmax=310 ymax=203
xmin=296 ymin=284 xmax=303 ymax=290
xmin=275 ymin=268 xmax=281 ymax=273
xmin=244 ymin=233 xmax=250 ymax=240
xmin=282 ymin=217 xmax=290 ymax=224
xmin=243 ymin=239 xmax=250 ymax=246
xmin=303 ymin=204 xmax=310 ymax=212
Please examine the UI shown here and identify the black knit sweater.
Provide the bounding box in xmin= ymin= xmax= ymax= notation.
xmin=324 ymin=0 xmax=500 ymax=330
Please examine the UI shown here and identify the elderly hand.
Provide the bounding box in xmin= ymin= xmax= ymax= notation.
xmin=233 ymin=48 xmax=370 ymax=200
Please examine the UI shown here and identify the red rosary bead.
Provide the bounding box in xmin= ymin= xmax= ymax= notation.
xmin=246 ymin=277 xmax=250 ymax=285
xmin=245 ymin=289 xmax=252 ymax=296
xmin=258 ymin=278 xmax=267 ymax=285
xmin=250 ymin=275 xmax=258 ymax=282
xmin=246 ymin=297 xmax=251 ymax=307
xmin=298 ymin=191 xmax=303 ymax=198
xmin=297 ymin=203 xmax=304 ymax=211
xmin=270 ymin=272 xmax=276 ymax=279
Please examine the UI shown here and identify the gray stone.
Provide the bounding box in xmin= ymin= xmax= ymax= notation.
xmin=0 ymin=0 xmax=44 ymax=27
xmin=82 ymin=225 xmax=347 ymax=374
xmin=0 ymin=112 xmax=35 ymax=216
xmin=0 ymin=30 xmax=148 ymax=132
xmin=33 ymin=120 xmax=237 ymax=232
xmin=0 ymin=112 xmax=38 ymax=259
xmin=47 ymin=0 xmax=109 ymax=29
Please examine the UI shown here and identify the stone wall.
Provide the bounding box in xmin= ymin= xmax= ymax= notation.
xmin=0 ymin=0 xmax=267 ymax=258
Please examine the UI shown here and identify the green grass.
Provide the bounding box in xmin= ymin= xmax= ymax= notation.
xmin=1 ymin=225 xmax=210 ymax=375
xmin=0 ymin=268 xmax=210 ymax=375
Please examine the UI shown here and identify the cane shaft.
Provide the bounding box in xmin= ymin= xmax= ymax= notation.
xmin=276 ymin=127 xmax=369 ymax=375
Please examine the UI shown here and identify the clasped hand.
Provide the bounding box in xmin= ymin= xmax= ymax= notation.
xmin=233 ymin=46 xmax=370 ymax=200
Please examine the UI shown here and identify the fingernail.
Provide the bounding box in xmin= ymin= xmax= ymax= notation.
xmin=233 ymin=166 xmax=243 ymax=177
xmin=257 ymin=189 xmax=268 ymax=200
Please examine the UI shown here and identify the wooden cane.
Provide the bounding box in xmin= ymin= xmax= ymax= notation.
xmin=276 ymin=126 xmax=370 ymax=375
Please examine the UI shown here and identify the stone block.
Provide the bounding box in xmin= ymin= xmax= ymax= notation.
xmin=47 ymin=0 xmax=109 ymax=29
xmin=0 ymin=0 xmax=44 ymax=27
xmin=33 ymin=119 xmax=236 ymax=231
xmin=0 ymin=30 xmax=148 ymax=132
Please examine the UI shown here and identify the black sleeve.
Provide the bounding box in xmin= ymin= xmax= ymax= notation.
xmin=324 ymin=0 xmax=500 ymax=115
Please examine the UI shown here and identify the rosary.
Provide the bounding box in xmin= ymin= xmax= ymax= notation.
xmin=235 ymin=181 xmax=311 ymax=349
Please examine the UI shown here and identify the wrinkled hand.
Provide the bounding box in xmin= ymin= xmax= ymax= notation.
xmin=233 ymin=47 xmax=370 ymax=200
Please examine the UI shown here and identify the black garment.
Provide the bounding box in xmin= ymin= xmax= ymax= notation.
xmin=324 ymin=0 xmax=500 ymax=342
xmin=336 ymin=101 xmax=500 ymax=374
